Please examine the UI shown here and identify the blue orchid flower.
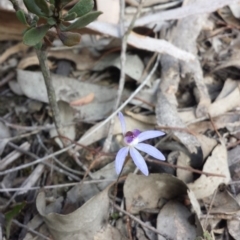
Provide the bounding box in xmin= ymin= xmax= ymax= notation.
xmin=115 ymin=112 xmax=166 ymax=176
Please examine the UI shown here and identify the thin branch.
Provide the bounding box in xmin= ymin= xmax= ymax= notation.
xmin=1 ymin=142 xmax=80 ymax=181
xmin=203 ymin=189 xmax=217 ymax=229
xmin=147 ymin=158 xmax=226 ymax=178
xmin=36 ymin=134 xmax=84 ymax=176
xmin=0 ymin=72 xmax=15 ymax=87
xmin=0 ymin=179 xmax=115 ymax=192
xmin=12 ymin=219 xmax=50 ymax=240
xmin=0 ymin=144 xmax=75 ymax=176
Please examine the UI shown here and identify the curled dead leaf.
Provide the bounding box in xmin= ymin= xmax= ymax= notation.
xmin=187 ymin=142 xmax=231 ymax=199
xmin=70 ymin=92 xmax=94 ymax=106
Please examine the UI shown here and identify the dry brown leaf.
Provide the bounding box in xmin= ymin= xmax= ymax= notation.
xmin=15 ymin=70 xmax=129 ymax=122
xmin=228 ymin=213 xmax=240 ymax=240
xmin=218 ymin=6 xmax=240 ymax=28
xmin=70 ymin=93 xmax=94 ymax=106
xmin=209 ymin=85 xmax=240 ymax=117
xmin=176 ymin=152 xmax=193 ymax=184
xmin=157 ymin=91 xmax=202 ymax=169
xmin=0 ymin=9 xmax=24 ymax=40
xmin=124 ymin=173 xmax=188 ymax=214
xmin=17 ymin=55 xmax=53 ymax=70
xmin=214 ymin=50 xmax=240 ymax=72
xmin=17 ymin=49 xmax=96 ymax=71
xmin=196 ymin=134 xmax=217 ymax=159
xmin=179 ymin=83 xmax=240 ymax=125
xmin=187 ymin=142 xmax=231 ymax=199
xmin=93 ymin=53 xmax=144 ymax=81
xmin=36 ymin=187 xmax=110 ymax=240
xmin=48 ymin=48 xmax=97 ymax=71
xmin=229 ymin=3 xmax=240 ymax=18
xmin=157 ymin=200 xmax=198 ymax=240
xmin=215 ymin=78 xmax=238 ymax=101
xmin=0 ymin=42 xmax=28 ymax=64
xmin=204 ymin=187 xmax=240 ymax=214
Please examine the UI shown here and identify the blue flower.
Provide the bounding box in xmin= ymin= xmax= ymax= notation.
xmin=115 ymin=112 xmax=166 ymax=176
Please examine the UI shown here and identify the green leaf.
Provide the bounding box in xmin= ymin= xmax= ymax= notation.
xmin=49 ymin=0 xmax=55 ymax=4
xmin=35 ymin=0 xmax=53 ymax=16
xmin=23 ymin=0 xmax=47 ymax=17
xmin=34 ymin=41 xmax=43 ymax=50
xmin=58 ymin=31 xmax=81 ymax=46
xmin=63 ymin=12 xmax=77 ymax=21
xmin=61 ymin=11 xmax=102 ymax=31
xmin=5 ymin=202 xmax=26 ymax=238
xmin=23 ymin=24 xmax=50 ymax=46
xmin=68 ymin=0 xmax=94 ymax=18
xmin=47 ymin=17 xmax=56 ymax=25
xmin=16 ymin=9 xmax=28 ymax=25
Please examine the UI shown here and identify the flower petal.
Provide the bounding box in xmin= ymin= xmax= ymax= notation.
xmin=137 ymin=130 xmax=165 ymax=143
xmin=135 ymin=143 xmax=165 ymax=160
xmin=115 ymin=147 xmax=129 ymax=174
xmin=129 ymin=147 xmax=149 ymax=176
xmin=118 ymin=112 xmax=126 ymax=135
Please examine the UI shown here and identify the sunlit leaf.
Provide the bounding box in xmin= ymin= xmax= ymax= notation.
xmin=58 ymin=31 xmax=81 ymax=46
xmin=23 ymin=24 xmax=50 ymax=46
xmin=68 ymin=0 xmax=94 ymax=18
xmin=16 ymin=9 xmax=28 ymax=25
xmin=61 ymin=11 xmax=102 ymax=31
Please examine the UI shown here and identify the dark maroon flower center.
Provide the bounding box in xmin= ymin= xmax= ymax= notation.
xmin=124 ymin=129 xmax=141 ymax=144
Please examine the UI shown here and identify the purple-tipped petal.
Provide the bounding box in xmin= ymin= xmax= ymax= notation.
xmin=129 ymin=147 xmax=149 ymax=176
xmin=118 ymin=112 xmax=126 ymax=135
xmin=132 ymin=129 xmax=141 ymax=137
xmin=135 ymin=143 xmax=165 ymax=161
xmin=137 ymin=130 xmax=165 ymax=143
xmin=115 ymin=147 xmax=129 ymax=174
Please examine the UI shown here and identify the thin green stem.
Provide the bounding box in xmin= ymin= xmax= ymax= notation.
xmin=36 ymin=49 xmax=62 ymax=135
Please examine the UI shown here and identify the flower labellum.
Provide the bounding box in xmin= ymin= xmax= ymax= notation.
xmin=115 ymin=112 xmax=165 ymax=176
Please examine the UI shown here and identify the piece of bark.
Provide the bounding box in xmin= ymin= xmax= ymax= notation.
xmin=156 ymin=0 xmax=211 ymax=169
xmin=156 ymin=91 xmax=203 ymax=169
xmin=159 ymin=0 xmax=211 ymax=116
